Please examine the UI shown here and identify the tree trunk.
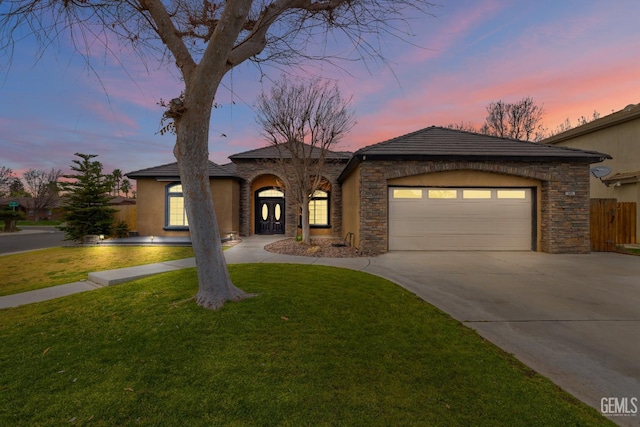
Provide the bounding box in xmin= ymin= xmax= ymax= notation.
xmin=174 ymin=105 xmax=249 ymax=310
xmin=301 ymin=193 xmax=311 ymax=245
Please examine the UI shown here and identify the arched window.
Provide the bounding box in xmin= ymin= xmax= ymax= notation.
xmin=309 ymin=190 xmax=330 ymax=227
xmin=166 ymin=183 xmax=188 ymax=228
xmin=258 ymin=188 xmax=284 ymax=198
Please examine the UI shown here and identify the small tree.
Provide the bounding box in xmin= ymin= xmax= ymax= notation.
xmin=256 ymin=76 xmax=355 ymax=245
xmin=59 ymin=153 xmax=117 ymax=241
xmin=0 ymin=208 xmax=25 ymax=232
xmin=23 ymin=168 xmax=62 ymax=221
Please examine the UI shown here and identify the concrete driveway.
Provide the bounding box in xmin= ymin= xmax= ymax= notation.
xmin=364 ymin=251 xmax=640 ymax=425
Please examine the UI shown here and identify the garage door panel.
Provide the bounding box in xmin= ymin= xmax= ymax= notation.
xmin=389 ymin=187 xmax=532 ymax=251
xmin=389 ymin=203 xmax=426 ymax=219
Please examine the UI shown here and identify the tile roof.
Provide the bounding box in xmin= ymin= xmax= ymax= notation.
xmin=126 ymin=160 xmax=237 ymax=179
xmin=355 ymin=126 xmax=610 ymax=160
xmin=229 ymin=143 xmax=352 ymax=160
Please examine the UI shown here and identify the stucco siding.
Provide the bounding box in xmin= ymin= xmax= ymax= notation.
xmin=134 ymin=178 xmax=239 ymax=237
xmin=340 ymin=167 xmax=361 ymax=248
xmin=550 ymin=117 xmax=640 ymax=241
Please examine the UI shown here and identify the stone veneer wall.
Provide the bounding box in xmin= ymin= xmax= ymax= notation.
xmin=233 ymin=160 xmax=346 ymax=238
xmin=357 ymin=159 xmax=592 ymax=255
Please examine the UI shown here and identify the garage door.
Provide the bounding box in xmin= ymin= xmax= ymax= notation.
xmin=389 ymin=187 xmax=532 ymax=250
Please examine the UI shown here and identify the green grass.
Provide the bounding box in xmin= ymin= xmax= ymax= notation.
xmin=18 ymin=220 xmax=63 ymax=226
xmin=0 ymin=220 xmax=62 ymax=227
xmin=0 ymin=246 xmax=194 ymax=296
xmin=618 ymin=247 xmax=640 ymax=255
xmin=0 ymin=265 xmax=611 ymax=426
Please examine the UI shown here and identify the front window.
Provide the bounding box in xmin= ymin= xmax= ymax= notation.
xmin=309 ymin=190 xmax=329 ymax=227
xmin=166 ymin=183 xmax=188 ymax=228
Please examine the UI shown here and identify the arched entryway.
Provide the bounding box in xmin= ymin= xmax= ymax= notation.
xmin=255 ymin=187 xmax=285 ymax=234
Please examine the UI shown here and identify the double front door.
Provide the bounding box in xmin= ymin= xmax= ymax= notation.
xmin=257 ymin=198 xmax=285 ymax=234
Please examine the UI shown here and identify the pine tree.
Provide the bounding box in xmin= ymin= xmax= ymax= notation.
xmin=59 ymin=153 xmax=117 ymax=241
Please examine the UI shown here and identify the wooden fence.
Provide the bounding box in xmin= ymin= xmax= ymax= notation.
xmin=112 ymin=205 xmax=137 ymax=234
xmin=590 ymin=199 xmax=637 ymax=251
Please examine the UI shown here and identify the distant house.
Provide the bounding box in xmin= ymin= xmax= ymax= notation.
xmin=543 ymin=103 xmax=640 ymax=242
xmin=127 ymin=126 xmax=609 ymax=254
xmin=0 ymin=196 xmax=64 ymax=221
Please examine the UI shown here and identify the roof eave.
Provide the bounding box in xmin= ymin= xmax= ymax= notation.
xmin=543 ymin=107 xmax=640 ymax=145
xmin=351 ymin=153 xmax=610 ymax=163
xmin=338 ymin=153 xmax=609 ymax=183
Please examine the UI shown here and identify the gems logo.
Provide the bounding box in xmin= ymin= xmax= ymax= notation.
xmin=601 ymin=397 xmax=638 ymax=417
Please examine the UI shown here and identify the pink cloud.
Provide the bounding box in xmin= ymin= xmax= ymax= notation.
xmin=403 ymin=0 xmax=506 ymax=65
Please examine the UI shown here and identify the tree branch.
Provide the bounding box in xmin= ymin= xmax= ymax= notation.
xmin=138 ymin=0 xmax=197 ymax=80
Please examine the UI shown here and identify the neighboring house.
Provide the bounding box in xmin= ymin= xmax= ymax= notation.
xmin=126 ymin=126 xmax=609 ymax=254
xmin=0 ymin=196 xmax=64 ymax=221
xmin=543 ymin=103 xmax=640 ymax=242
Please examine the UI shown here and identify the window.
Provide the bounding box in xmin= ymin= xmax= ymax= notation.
xmin=166 ymin=183 xmax=188 ymax=228
xmin=393 ymin=189 xmax=423 ymax=199
xmin=309 ymin=190 xmax=330 ymax=226
xmin=258 ymin=188 xmax=284 ymax=198
xmin=497 ymin=190 xmax=526 ymax=199
xmin=428 ymin=189 xmax=457 ymax=199
xmin=463 ymin=190 xmax=492 ymax=199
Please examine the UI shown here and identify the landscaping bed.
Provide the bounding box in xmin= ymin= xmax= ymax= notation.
xmin=264 ymin=237 xmax=362 ymax=258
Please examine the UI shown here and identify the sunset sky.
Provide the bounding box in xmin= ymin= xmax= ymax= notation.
xmin=1 ymin=0 xmax=639 ymax=180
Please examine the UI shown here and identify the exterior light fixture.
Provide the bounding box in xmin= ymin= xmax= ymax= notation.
xmin=150 ymin=235 xmax=154 ymax=243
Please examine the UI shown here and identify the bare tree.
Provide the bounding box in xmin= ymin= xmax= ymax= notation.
xmin=10 ymin=177 xmax=28 ymax=197
xmin=256 ymin=76 xmax=355 ymax=245
xmin=483 ymin=97 xmax=545 ymax=141
xmin=0 ymin=166 xmax=14 ymax=198
xmin=1 ymin=0 xmax=433 ymax=309
xmin=22 ymin=168 xmax=62 ymax=221
xmin=547 ymin=110 xmax=601 ymax=138
xmin=445 ymin=121 xmax=478 ymax=133
xmin=577 ymin=110 xmax=601 ymax=126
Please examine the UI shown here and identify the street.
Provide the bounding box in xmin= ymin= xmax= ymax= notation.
xmin=0 ymin=227 xmax=66 ymax=255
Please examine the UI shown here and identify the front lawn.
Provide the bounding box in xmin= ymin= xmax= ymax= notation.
xmin=0 ymin=246 xmax=194 ymax=296
xmin=0 ymin=264 xmax=611 ymax=426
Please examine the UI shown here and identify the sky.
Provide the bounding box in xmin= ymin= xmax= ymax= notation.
xmin=1 ymin=0 xmax=639 ymax=183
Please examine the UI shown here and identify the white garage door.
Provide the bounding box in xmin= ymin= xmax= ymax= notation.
xmin=389 ymin=187 xmax=532 ymax=250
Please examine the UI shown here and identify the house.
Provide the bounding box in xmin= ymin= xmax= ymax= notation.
xmin=0 ymin=196 xmax=64 ymax=221
xmin=126 ymin=126 xmax=609 ymax=254
xmin=543 ymin=103 xmax=640 ymax=242
xmin=125 ymin=161 xmax=241 ymax=238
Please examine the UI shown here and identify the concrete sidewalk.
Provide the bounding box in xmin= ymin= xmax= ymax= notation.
xmin=0 ymin=236 xmax=370 ymax=309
